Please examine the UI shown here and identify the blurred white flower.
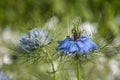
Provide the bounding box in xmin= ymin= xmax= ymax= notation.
xmin=0 ymin=46 xmax=9 ymax=55
xmin=54 ymin=61 xmax=59 ymax=71
xmin=2 ymin=27 xmax=12 ymax=41
xmin=2 ymin=27 xmax=18 ymax=44
xmin=109 ymin=59 xmax=120 ymax=76
xmin=45 ymin=16 xmax=59 ymax=30
xmin=114 ymin=14 xmax=120 ymax=25
xmin=3 ymin=55 xmax=12 ymax=65
xmin=113 ymin=36 xmax=120 ymax=46
xmin=98 ymin=55 xmax=106 ymax=63
xmin=80 ymin=22 xmax=98 ymax=37
xmin=71 ymin=77 xmax=77 ymax=80
xmin=96 ymin=55 xmax=106 ymax=71
xmin=68 ymin=17 xmax=98 ymax=37
xmin=0 ymin=46 xmax=12 ymax=67
xmin=0 ymin=27 xmax=15 ymax=67
xmin=107 ymin=72 xmax=114 ymax=80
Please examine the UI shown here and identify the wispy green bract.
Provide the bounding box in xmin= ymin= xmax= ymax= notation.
xmin=19 ymin=28 xmax=52 ymax=52
xmin=57 ymin=35 xmax=98 ymax=54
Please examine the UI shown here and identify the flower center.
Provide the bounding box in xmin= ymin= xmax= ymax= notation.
xmin=73 ymin=32 xmax=80 ymax=41
xmin=71 ymin=19 xmax=81 ymax=41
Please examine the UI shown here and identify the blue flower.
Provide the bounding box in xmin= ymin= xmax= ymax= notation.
xmin=19 ymin=28 xmax=52 ymax=51
xmin=0 ymin=71 xmax=10 ymax=80
xmin=57 ymin=35 xmax=98 ymax=54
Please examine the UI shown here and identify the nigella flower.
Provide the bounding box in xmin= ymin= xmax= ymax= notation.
xmin=19 ymin=28 xmax=52 ymax=51
xmin=0 ymin=71 xmax=10 ymax=80
xmin=57 ymin=20 xmax=98 ymax=54
xmin=57 ymin=35 xmax=98 ymax=54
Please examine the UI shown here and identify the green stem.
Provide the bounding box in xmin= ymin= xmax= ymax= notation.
xmin=77 ymin=60 xmax=81 ymax=80
xmin=46 ymin=51 xmax=56 ymax=80
xmin=51 ymin=59 xmax=56 ymax=80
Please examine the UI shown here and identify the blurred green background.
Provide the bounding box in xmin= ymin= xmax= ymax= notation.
xmin=0 ymin=0 xmax=120 ymax=80
xmin=0 ymin=0 xmax=120 ymax=37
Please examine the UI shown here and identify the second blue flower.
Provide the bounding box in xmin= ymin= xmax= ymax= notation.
xmin=19 ymin=28 xmax=52 ymax=51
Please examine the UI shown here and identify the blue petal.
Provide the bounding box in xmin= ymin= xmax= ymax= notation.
xmin=63 ymin=41 xmax=71 ymax=50
xmin=86 ymin=38 xmax=99 ymax=50
xmin=57 ymin=40 xmax=70 ymax=50
xmin=20 ymin=35 xmax=30 ymax=45
xmin=76 ymin=41 xmax=85 ymax=48
xmin=34 ymin=39 xmax=42 ymax=46
xmin=39 ymin=28 xmax=48 ymax=40
xmin=80 ymin=35 xmax=89 ymax=41
xmin=81 ymin=35 xmax=99 ymax=50
xmin=76 ymin=40 xmax=91 ymax=53
xmin=57 ymin=36 xmax=71 ymax=50
xmin=82 ymin=40 xmax=93 ymax=50
xmin=25 ymin=45 xmax=35 ymax=51
xmin=29 ymin=28 xmax=40 ymax=38
xmin=81 ymin=46 xmax=90 ymax=53
xmin=78 ymin=48 xmax=84 ymax=53
xmin=68 ymin=42 xmax=78 ymax=53
xmin=19 ymin=34 xmax=28 ymax=41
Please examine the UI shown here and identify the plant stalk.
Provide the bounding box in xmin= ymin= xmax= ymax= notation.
xmin=77 ymin=60 xmax=81 ymax=80
xmin=46 ymin=52 xmax=56 ymax=80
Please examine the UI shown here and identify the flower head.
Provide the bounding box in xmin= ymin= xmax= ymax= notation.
xmin=19 ymin=28 xmax=52 ymax=51
xmin=0 ymin=71 xmax=10 ymax=80
xmin=57 ymin=35 xmax=98 ymax=54
xmin=57 ymin=21 xmax=98 ymax=54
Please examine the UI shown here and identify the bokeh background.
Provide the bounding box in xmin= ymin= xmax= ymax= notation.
xmin=0 ymin=0 xmax=120 ymax=80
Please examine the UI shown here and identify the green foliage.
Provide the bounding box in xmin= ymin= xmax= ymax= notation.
xmin=0 ymin=0 xmax=120 ymax=80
